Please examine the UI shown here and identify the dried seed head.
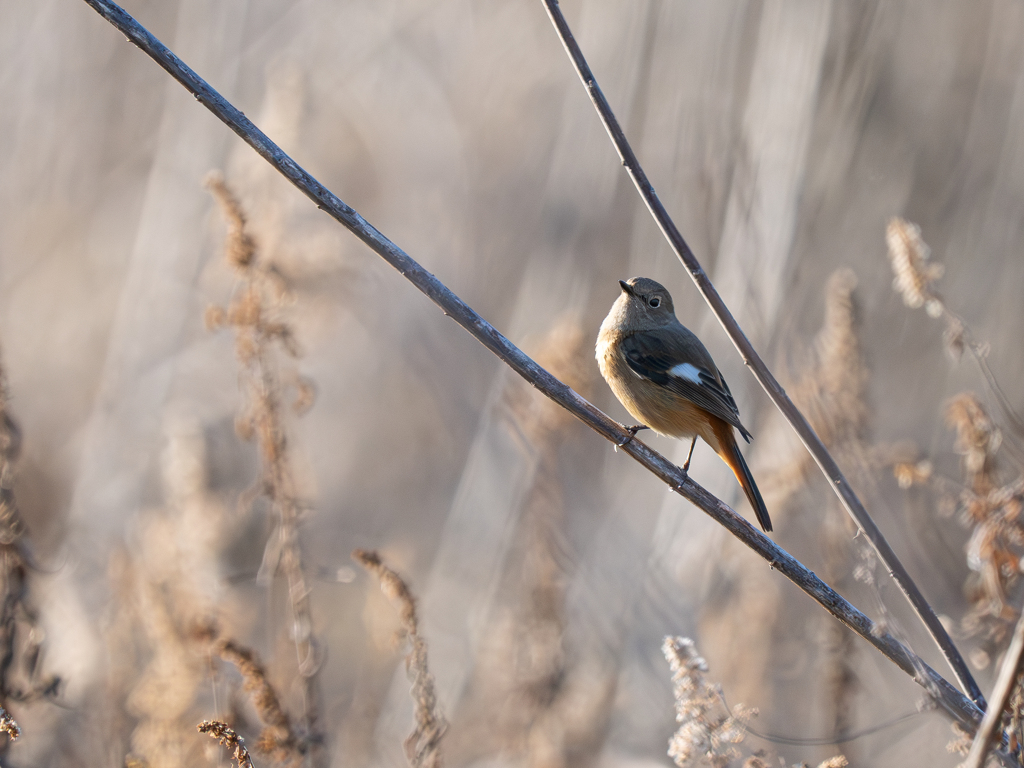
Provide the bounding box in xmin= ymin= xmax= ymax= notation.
xmin=205 ymin=173 xmax=257 ymax=270
xmin=292 ymin=376 xmax=317 ymax=414
xmin=943 ymin=315 xmax=966 ymax=360
xmin=234 ymin=412 xmax=255 ymax=442
xmin=946 ymin=393 xmax=1000 ymax=489
xmin=893 ymin=459 xmax=933 ymax=489
xmin=886 ymin=218 xmax=944 ymax=310
xmin=205 ymin=304 xmax=227 ymax=330
xmin=214 ymin=639 xmax=299 ymax=762
xmin=947 ymin=722 xmax=972 ymax=756
xmin=969 ymin=647 xmax=990 ymax=670
xmin=197 ymin=720 xmax=255 ymax=768
xmin=662 ymin=637 xmax=751 ymax=768
xmin=353 ymin=550 xmax=445 ymax=768
xmin=0 ymin=707 xmax=20 ymax=741
xmin=229 ymin=287 xmax=262 ymax=329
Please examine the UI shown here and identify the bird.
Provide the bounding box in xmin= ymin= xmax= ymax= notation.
xmin=596 ymin=276 xmax=771 ymax=533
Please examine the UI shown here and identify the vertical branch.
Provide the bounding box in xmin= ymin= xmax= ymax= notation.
xmin=538 ymin=0 xmax=984 ymax=710
xmin=963 ymin=607 xmax=1024 ymax=768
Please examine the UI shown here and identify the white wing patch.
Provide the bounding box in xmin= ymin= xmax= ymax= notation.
xmin=668 ymin=362 xmax=702 ymax=383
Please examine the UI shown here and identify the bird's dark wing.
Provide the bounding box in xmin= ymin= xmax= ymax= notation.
xmin=620 ymin=329 xmax=752 ymax=441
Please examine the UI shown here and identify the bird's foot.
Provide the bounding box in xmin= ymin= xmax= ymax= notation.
xmin=617 ymin=424 xmax=649 ymax=447
xmin=681 ymin=436 xmax=697 ymax=472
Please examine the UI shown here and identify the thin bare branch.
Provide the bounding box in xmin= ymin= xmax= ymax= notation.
xmin=538 ymin=0 xmax=983 ymax=711
xmin=79 ymin=0 xmax=987 ymax=735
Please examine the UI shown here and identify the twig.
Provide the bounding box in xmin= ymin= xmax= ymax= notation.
xmin=538 ymin=0 xmax=984 ymax=711
xmin=963 ymin=605 xmax=1024 ymax=768
xmin=78 ymin=0 xmax=987 ymax=734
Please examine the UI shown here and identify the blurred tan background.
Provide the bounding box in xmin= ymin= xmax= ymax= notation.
xmin=2 ymin=1 xmax=1024 ymax=766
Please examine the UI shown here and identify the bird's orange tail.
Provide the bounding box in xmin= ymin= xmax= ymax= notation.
xmin=709 ymin=418 xmax=772 ymax=533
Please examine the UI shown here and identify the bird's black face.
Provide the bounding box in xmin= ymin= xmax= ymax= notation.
xmin=619 ymin=277 xmax=675 ymax=320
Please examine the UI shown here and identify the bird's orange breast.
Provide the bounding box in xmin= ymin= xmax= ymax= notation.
xmin=596 ymin=332 xmax=721 ymax=448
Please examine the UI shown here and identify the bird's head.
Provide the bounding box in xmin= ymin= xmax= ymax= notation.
xmin=610 ymin=276 xmax=677 ymax=331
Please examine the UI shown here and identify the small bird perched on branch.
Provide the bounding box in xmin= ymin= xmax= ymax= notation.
xmin=596 ymin=277 xmax=771 ymax=533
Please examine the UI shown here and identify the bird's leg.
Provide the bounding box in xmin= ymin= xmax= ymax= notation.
xmin=681 ymin=436 xmax=697 ymax=472
xmin=617 ymin=424 xmax=650 ymax=447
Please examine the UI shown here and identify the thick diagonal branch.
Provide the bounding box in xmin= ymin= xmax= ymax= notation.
xmin=538 ymin=0 xmax=983 ymax=711
xmin=80 ymin=0 xmax=987 ymax=737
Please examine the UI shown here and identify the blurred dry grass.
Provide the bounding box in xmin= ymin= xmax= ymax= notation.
xmin=2 ymin=1 xmax=1024 ymax=766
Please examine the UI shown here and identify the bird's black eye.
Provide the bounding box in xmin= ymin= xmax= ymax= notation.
xmin=648 ymin=297 xmax=661 ymax=308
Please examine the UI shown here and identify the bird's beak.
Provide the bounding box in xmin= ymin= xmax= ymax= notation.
xmin=618 ymin=280 xmax=634 ymax=296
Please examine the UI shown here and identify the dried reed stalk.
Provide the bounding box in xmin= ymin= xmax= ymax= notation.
xmin=664 ymin=636 xmax=850 ymax=768
xmin=773 ymin=269 xmax=869 ymax=497
xmin=887 ymin=217 xmax=1024 ymax=448
xmin=122 ymin=424 xmax=230 ymax=768
xmin=663 ymin=636 xmax=754 ymax=768
xmin=946 ymin=395 xmax=1024 ymax=636
xmin=508 ymin=319 xmax=613 ymax=768
xmin=719 ymin=274 xmax=864 ymax=745
xmin=354 ymin=549 xmax=446 ymax=768
xmin=457 ymin=316 xmax=612 ymax=767
xmin=887 ymin=222 xmax=1024 ymax=680
xmin=215 ymin=638 xmax=299 ymax=763
xmin=79 ymin=0 xmax=987 ymax=734
xmin=793 ymin=270 xmax=866 ymax=742
xmin=206 ymin=174 xmax=324 ymax=767
xmin=0 ymin=343 xmax=59 ymax=742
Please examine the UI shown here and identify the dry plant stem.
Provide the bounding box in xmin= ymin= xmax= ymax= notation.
xmin=0 ymin=350 xmax=57 ymax=709
xmin=538 ymin=0 xmax=984 ymax=711
xmin=206 ymin=176 xmax=324 ymax=767
xmin=197 ymin=720 xmax=256 ymax=768
xmin=80 ymin=0 xmax=986 ymax=734
xmin=963 ymin=606 xmax=1024 ymax=768
xmin=215 ymin=639 xmax=299 ymax=761
xmin=353 ymin=550 xmax=445 ymax=768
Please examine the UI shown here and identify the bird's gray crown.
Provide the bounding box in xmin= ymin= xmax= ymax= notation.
xmin=623 ymin=276 xmax=668 ymax=297
xmin=615 ymin=276 xmax=676 ymax=327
